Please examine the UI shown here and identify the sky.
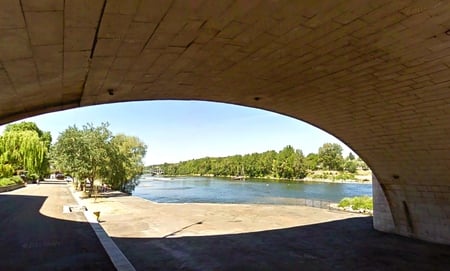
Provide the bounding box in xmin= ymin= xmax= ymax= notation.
xmin=0 ymin=101 xmax=355 ymax=165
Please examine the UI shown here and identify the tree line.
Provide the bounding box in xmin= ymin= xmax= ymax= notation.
xmin=1 ymin=120 xmax=369 ymax=189
xmin=151 ymin=143 xmax=368 ymax=180
xmin=0 ymin=122 xmax=147 ymax=192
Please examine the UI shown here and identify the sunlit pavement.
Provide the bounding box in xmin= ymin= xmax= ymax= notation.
xmin=0 ymin=183 xmax=114 ymax=270
xmin=80 ymin=192 xmax=450 ymax=271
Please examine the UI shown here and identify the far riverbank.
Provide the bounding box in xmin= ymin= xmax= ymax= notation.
xmin=160 ymin=169 xmax=373 ymax=185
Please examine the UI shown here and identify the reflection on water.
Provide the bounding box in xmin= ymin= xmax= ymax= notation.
xmin=133 ymin=176 xmax=372 ymax=204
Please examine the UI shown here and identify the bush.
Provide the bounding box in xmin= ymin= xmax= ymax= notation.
xmin=338 ymin=197 xmax=352 ymax=207
xmin=0 ymin=176 xmax=23 ymax=187
xmin=338 ymin=196 xmax=373 ymax=210
xmin=335 ymin=172 xmax=355 ymax=180
xmin=0 ymin=164 xmax=15 ymax=178
xmin=309 ymin=172 xmax=330 ymax=179
xmin=29 ymin=173 xmax=39 ymax=181
xmin=309 ymin=171 xmax=356 ymax=181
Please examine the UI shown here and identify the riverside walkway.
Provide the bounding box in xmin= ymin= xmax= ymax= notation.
xmin=0 ymin=183 xmax=114 ymax=270
xmin=1 ymin=183 xmax=449 ymax=270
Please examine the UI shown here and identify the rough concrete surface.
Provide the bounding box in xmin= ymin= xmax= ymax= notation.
xmin=80 ymin=190 xmax=450 ymax=271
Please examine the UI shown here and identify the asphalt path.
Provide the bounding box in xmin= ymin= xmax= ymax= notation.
xmin=0 ymin=183 xmax=114 ymax=270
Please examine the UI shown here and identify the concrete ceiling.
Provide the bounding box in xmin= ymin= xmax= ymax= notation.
xmin=0 ymin=0 xmax=449 ymax=188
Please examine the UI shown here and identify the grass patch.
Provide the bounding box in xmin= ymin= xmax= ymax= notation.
xmin=0 ymin=176 xmax=23 ymax=187
xmin=338 ymin=196 xmax=373 ymax=210
xmin=334 ymin=172 xmax=355 ymax=180
xmin=308 ymin=171 xmax=356 ymax=181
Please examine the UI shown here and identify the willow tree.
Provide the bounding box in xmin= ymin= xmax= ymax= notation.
xmin=0 ymin=129 xmax=49 ymax=178
xmin=103 ymin=134 xmax=147 ymax=191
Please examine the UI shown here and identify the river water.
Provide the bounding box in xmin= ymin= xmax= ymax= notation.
xmin=133 ymin=176 xmax=372 ymax=204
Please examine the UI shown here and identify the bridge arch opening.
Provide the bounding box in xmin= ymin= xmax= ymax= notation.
xmin=1 ymin=99 xmax=374 ymax=211
xmin=1 ymin=96 xmax=448 ymax=246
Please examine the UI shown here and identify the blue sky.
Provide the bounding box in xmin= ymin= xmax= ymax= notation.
xmin=0 ymin=101 xmax=354 ymax=165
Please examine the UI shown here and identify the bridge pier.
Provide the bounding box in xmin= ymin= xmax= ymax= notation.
xmin=373 ymin=174 xmax=450 ymax=244
xmin=373 ymin=174 xmax=395 ymax=233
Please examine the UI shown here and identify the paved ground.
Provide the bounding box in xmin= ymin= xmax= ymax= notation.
xmin=2 ymin=184 xmax=450 ymax=270
xmin=0 ymin=183 xmax=114 ymax=270
xmin=80 ymin=191 xmax=450 ymax=271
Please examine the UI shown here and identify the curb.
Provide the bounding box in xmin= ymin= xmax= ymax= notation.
xmin=68 ymin=186 xmax=136 ymax=271
xmin=0 ymin=183 xmax=26 ymax=193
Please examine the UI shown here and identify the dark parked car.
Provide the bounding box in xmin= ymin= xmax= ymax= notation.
xmin=55 ymin=173 xmax=64 ymax=180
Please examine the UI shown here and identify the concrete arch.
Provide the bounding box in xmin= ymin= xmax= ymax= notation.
xmin=0 ymin=1 xmax=449 ymax=244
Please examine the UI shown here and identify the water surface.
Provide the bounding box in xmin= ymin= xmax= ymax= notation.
xmin=133 ymin=176 xmax=372 ymax=204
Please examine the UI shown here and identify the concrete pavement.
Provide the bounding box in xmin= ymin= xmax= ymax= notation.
xmin=0 ymin=183 xmax=115 ymax=270
xmin=80 ymin=192 xmax=450 ymax=271
xmin=2 ymin=183 xmax=450 ymax=270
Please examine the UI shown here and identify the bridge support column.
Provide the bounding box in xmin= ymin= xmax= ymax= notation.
xmin=372 ymin=174 xmax=395 ymax=233
xmin=373 ymin=174 xmax=450 ymax=244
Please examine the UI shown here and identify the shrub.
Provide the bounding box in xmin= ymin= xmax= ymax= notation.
xmin=0 ymin=176 xmax=23 ymax=187
xmin=309 ymin=171 xmax=356 ymax=181
xmin=335 ymin=172 xmax=355 ymax=180
xmin=310 ymin=172 xmax=330 ymax=179
xmin=0 ymin=164 xmax=15 ymax=178
xmin=29 ymin=173 xmax=39 ymax=181
xmin=338 ymin=196 xmax=373 ymax=210
xmin=338 ymin=197 xmax=352 ymax=207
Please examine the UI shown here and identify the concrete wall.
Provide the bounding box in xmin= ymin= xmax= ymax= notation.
xmin=373 ymin=174 xmax=450 ymax=244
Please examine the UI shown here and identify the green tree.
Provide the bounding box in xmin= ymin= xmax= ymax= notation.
xmin=317 ymin=143 xmax=344 ymax=170
xmin=344 ymin=159 xmax=357 ymax=173
xmin=357 ymin=157 xmax=369 ymax=170
xmin=156 ymin=146 xmax=306 ymax=180
xmin=0 ymin=122 xmax=51 ymax=178
xmin=52 ymin=123 xmax=112 ymax=182
xmin=305 ymin=153 xmax=319 ymax=170
xmin=347 ymin=152 xmax=355 ymax=160
xmin=343 ymin=152 xmax=358 ymax=173
xmin=52 ymin=123 xmax=147 ymax=192
xmin=271 ymin=146 xmax=306 ymax=179
xmin=106 ymin=134 xmax=147 ymax=190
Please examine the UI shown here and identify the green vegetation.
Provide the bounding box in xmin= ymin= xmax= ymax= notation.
xmin=338 ymin=196 xmax=373 ymax=210
xmin=318 ymin=143 xmax=344 ymax=170
xmin=309 ymin=171 xmax=356 ymax=180
xmin=0 ymin=122 xmax=51 ymax=181
xmin=0 ymin=121 xmax=147 ymax=190
xmin=0 ymin=119 xmax=369 ymax=191
xmin=154 ymin=145 xmax=306 ymax=180
xmin=0 ymin=176 xmax=23 ymax=186
xmin=151 ymin=143 xmax=370 ymax=181
xmin=52 ymin=123 xmax=147 ymax=192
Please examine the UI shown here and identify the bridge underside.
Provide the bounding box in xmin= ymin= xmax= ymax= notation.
xmin=0 ymin=1 xmax=449 ymax=244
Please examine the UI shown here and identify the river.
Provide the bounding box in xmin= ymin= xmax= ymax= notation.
xmin=133 ymin=176 xmax=372 ymax=205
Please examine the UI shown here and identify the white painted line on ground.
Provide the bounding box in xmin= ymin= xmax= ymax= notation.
xmin=68 ymin=186 xmax=136 ymax=271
